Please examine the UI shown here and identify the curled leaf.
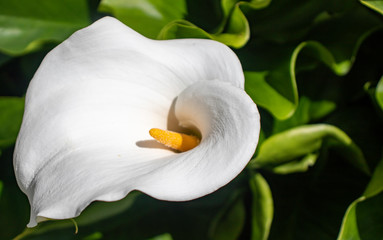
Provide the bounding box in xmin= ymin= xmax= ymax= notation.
xmin=249 ymin=124 xmax=370 ymax=175
xmin=158 ymin=0 xmax=271 ymax=48
xmin=337 ymin=158 xmax=383 ymax=240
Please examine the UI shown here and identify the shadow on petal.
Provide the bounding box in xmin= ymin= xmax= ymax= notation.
xmin=167 ymin=97 xmax=183 ymax=132
xmin=168 ymin=97 xmax=202 ymax=138
xmin=135 ymin=140 xmax=172 ymax=150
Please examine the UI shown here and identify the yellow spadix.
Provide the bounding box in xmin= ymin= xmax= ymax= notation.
xmin=149 ymin=128 xmax=200 ymax=152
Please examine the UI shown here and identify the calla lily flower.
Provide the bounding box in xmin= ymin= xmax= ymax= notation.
xmin=13 ymin=17 xmax=260 ymax=227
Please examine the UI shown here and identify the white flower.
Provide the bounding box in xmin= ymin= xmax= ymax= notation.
xmin=13 ymin=17 xmax=260 ymax=227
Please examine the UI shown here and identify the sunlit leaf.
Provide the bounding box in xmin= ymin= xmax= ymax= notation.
xmin=360 ymin=0 xmax=383 ymax=15
xmin=99 ymin=0 xmax=187 ymax=39
xmin=249 ymin=124 xmax=370 ymax=175
xmin=245 ymin=71 xmax=296 ymax=120
xmin=250 ymin=173 xmax=273 ymax=240
xmin=0 ymin=0 xmax=89 ymax=55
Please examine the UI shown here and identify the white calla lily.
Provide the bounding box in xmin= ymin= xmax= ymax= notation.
xmin=13 ymin=17 xmax=260 ymax=227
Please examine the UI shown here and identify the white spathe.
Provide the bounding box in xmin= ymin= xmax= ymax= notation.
xmin=13 ymin=17 xmax=260 ymax=227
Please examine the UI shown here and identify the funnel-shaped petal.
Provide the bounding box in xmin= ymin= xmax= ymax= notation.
xmin=13 ymin=17 xmax=260 ymax=227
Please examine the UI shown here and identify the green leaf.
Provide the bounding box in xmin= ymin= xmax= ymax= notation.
xmin=242 ymin=0 xmax=382 ymax=119
xmin=82 ymin=232 xmax=103 ymax=240
xmin=267 ymin=152 xmax=369 ymax=240
xmin=363 ymin=158 xmax=383 ymax=198
xmin=0 ymin=97 xmax=24 ymax=149
xmin=271 ymin=153 xmax=318 ymax=175
xmin=99 ymin=0 xmax=187 ymax=39
xmin=249 ymin=173 xmax=273 ymax=240
xmin=0 ymin=181 xmax=3 ymax=199
xmin=376 ymin=76 xmax=383 ymax=111
xmin=305 ymin=7 xmax=382 ymax=75
xmin=245 ymin=71 xmax=296 ymax=120
xmin=209 ymin=191 xmax=246 ymax=240
xmin=0 ymin=0 xmax=90 ymax=56
xmin=272 ymin=96 xmax=336 ymax=134
xmin=13 ymin=192 xmax=140 ymax=239
xmin=244 ymin=41 xmax=341 ymax=120
xmin=0 ymin=53 xmax=10 ymax=66
xmin=360 ymin=0 xmax=383 ymax=15
xmin=249 ymin=124 xmax=370 ymax=175
xmin=337 ymin=158 xmax=383 ymax=240
xmin=337 ymin=199 xmax=361 ymax=240
xmin=244 ymin=38 xmax=376 ymax=120
xmin=147 ymin=233 xmax=173 ymax=240
xmin=158 ymin=0 xmax=271 ymax=48
xmin=0 ymin=178 xmax=30 ymax=240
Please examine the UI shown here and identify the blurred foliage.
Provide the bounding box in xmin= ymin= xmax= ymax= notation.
xmin=0 ymin=0 xmax=382 ymax=239
xmin=0 ymin=0 xmax=90 ymax=55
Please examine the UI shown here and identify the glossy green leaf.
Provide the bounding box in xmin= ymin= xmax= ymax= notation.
xmin=337 ymin=159 xmax=383 ymax=240
xmin=376 ymin=76 xmax=383 ymax=110
xmin=337 ymin=199 xmax=361 ymax=240
xmin=158 ymin=0 xmax=270 ymax=48
xmin=360 ymin=0 xmax=383 ymax=15
xmin=245 ymin=71 xmax=296 ymax=120
xmin=250 ymin=173 xmax=273 ymax=240
xmin=0 ymin=97 xmax=24 ymax=149
xmin=249 ymin=124 xmax=370 ymax=175
xmin=99 ymin=0 xmax=187 ymax=39
xmin=0 ymin=0 xmax=89 ymax=55
xmin=209 ymin=191 xmax=245 ymax=240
